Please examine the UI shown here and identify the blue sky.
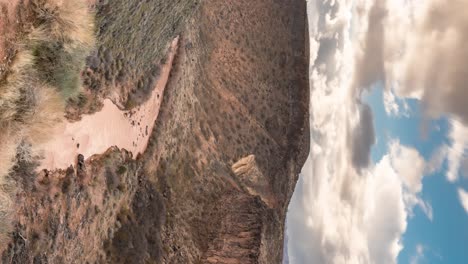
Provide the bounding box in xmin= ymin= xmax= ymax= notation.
xmin=365 ymin=86 xmax=468 ymax=264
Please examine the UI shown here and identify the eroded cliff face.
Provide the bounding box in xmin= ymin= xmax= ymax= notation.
xmin=1 ymin=0 xmax=309 ymax=263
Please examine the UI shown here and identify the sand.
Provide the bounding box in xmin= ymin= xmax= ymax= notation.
xmin=38 ymin=37 xmax=179 ymax=171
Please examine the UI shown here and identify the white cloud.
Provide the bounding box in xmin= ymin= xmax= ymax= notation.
xmin=286 ymin=1 xmax=431 ymax=263
xmin=388 ymin=141 xmax=433 ymax=220
xmin=394 ymin=0 xmax=468 ymax=124
xmin=287 ymin=146 xmax=432 ymax=263
xmin=389 ymin=141 xmax=425 ymax=193
xmin=366 ymin=157 xmax=407 ymax=264
xmin=383 ymin=89 xmax=399 ymax=116
xmin=410 ymin=244 xmax=425 ymax=264
xmin=287 ymin=154 xmax=410 ymax=263
xmin=446 ymin=119 xmax=468 ymax=182
xmin=457 ymin=188 xmax=468 ymax=215
xmin=382 ymin=89 xmax=410 ymax=118
xmin=340 ymin=0 xmax=468 ymax=136
xmin=403 ymin=192 xmax=433 ymax=222
xmin=419 ymin=119 xmax=468 ymax=182
xmin=354 ymin=0 xmax=468 ymax=126
xmin=383 ymin=0 xmax=468 ymax=180
xmin=426 ymin=145 xmax=448 ymax=175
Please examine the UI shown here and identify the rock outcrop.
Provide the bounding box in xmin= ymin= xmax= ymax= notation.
xmin=232 ymin=155 xmax=276 ymax=208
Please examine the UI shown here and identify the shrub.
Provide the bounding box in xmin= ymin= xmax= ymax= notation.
xmin=28 ymin=0 xmax=95 ymax=100
xmin=0 ymin=0 xmax=95 ymax=248
xmin=0 ymin=131 xmax=19 ymax=185
xmin=0 ymin=183 xmax=13 ymax=250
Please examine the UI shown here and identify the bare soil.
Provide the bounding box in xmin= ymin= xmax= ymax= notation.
xmin=38 ymin=38 xmax=178 ymax=171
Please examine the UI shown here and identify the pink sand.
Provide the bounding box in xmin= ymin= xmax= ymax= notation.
xmin=38 ymin=37 xmax=178 ymax=171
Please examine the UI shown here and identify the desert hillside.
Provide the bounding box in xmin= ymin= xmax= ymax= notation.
xmin=0 ymin=0 xmax=309 ymax=263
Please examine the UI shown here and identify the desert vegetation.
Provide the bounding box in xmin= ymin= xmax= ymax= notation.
xmin=80 ymin=0 xmax=197 ymax=110
xmin=0 ymin=0 xmax=94 ymax=249
xmin=0 ymin=0 xmax=308 ymax=261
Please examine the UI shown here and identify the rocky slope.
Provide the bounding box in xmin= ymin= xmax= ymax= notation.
xmin=1 ymin=0 xmax=309 ymax=263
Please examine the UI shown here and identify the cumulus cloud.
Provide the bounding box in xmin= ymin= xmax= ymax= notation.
xmin=353 ymin=0 xmax=387 ymax=92
xmin=281 ymin=0 xmax=468 ymax=262
xmin=286 ymin=1 xmax=432 ymax=263
xmin=423 ymin=119 xmax=468 ymax=182
xmin=389 ymin=141 xmax=425 ymax=193
xmin=353 ymin=0 xmax=468 ymax=125
xmin=287 ymin=155 xmax=408 ymax=263
xmin=395 ymin=0 xmax=468 ymax=124
xmin=287 ymin=145 xmax=431 ymax=263
xmin=457 ymin=188 xmax=468 ymax=215
xmin=366 ymin=157 xmax=407 ymax=263
xmin=288 ymin=0 xmax=468 ymax=263
xmin=388 ymin=141 xmax=433 ymax=220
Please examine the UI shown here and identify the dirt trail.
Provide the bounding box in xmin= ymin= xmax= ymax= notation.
xmin=38 ymin=37 xmax=179 ymax=171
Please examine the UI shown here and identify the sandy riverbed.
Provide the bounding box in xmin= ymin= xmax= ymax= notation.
xmin=38 ymin=37 xmax=178 ymax=171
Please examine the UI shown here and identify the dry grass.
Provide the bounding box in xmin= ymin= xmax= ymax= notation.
xmin=23 ymin=85 xmax=65 ymax=145
xmin=0 ymin=184 xmax=13 ymax=248
xmin=0 ymin=129 xmax=16 ymax=252
xmin=0 ymin=52 xmax=35 ymax=123
xmin=0 ymin=0 xmax=94 ymax=249
xmin=0 ymin=131 xmax=18 ymax=183
xmin=29 ymin=0 xmax=95 ymax=100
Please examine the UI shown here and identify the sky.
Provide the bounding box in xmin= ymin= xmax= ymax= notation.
xmin=285 ymin=0 xmax=468 ymax=263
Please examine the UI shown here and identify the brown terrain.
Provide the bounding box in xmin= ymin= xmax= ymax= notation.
xmin=0 ymin=0 xmax=309 ymax=263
